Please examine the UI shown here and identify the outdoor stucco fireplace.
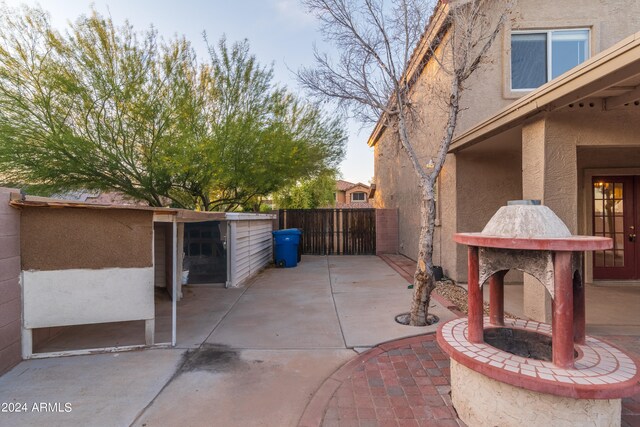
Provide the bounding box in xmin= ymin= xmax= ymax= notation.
xmin=437 ymin=201 xmax=640 ymax=427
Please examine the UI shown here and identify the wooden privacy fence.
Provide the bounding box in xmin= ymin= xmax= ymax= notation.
xmin=278 ymin=209 xmax=376 ymax=255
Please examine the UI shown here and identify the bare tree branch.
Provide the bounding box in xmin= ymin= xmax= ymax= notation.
xmin=299 ymin=0 xmax=511 ymax=325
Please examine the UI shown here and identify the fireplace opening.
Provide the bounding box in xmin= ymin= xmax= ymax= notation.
xmin=484 ymin=328 xmax=577 ymax=361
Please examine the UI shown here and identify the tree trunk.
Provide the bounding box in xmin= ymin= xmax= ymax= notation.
xmin=408 ymin=76 xmax=461 ymax=326
xmin=409 ymin=180 xmax=437 ymax=326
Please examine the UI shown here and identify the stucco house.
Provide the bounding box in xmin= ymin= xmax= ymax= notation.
xmin=334 ymin=179 xmax=373 ymax=208
xmin=370 ymin=0 xmax=640 ymax=322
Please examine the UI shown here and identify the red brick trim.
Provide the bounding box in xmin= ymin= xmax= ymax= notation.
xmin=437 ymin=317 xmax=640 ymax=400
xmin=455 ymin=233 xmax=612 ymax=251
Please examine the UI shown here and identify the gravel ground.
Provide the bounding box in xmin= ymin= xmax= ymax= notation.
xmin=435 ymin=279 xmax=519 ymax=318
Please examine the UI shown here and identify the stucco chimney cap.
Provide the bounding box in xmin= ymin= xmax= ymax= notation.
xmin=481 ymin=203 xmax=571 ymax=239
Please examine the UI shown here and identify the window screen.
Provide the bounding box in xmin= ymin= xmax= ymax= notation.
xmin=511 ymin=33 xmax=547 ymax=90
xmin=511 ymin=29 xmax=590 ymax=90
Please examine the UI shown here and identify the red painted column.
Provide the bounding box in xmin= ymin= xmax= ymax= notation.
xmin=553 ymin=251 xmax=574 ymax=369
xmin=573 ymin=253 xmax=586 ymax=345
xmin=467 ymin=246 xmax=483 ymax=343
xmin=489 ymin=271 xmax=506 ymax=326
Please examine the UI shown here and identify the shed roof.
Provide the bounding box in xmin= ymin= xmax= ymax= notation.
xmin=9 ymin=193 xmax=175 ymax=213
xmin=9 ymin=193 xmax=274 ymax=222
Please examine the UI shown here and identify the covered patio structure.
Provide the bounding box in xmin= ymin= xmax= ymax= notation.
xmin=449 ymin=31 xmax=640 ymax=323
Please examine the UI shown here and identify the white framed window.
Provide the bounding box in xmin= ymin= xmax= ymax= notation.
xmin=511 ymin=29 xmax=590 ymax=91
xmin=351 ymin=192 xmax=366 ymax=202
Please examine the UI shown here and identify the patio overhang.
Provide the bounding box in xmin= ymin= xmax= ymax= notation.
xmin=450 ymin=31 xmax=640 ymax=153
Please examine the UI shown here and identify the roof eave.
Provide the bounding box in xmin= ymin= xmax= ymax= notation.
xmin=449 ymin=31 xmax=640 ymax=153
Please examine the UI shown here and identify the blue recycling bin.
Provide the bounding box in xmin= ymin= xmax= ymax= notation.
xmin=273 ymin=229 xmax=302 ymax=268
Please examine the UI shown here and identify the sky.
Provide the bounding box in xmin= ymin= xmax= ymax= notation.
xmin=3 ymin=0 xmax=375 ymax=184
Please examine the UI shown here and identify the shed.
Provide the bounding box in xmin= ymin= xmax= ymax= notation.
xmin=153 ymin=210 xmax=274 ymax=291
xmin=225 ymin=213 xmax=274 ymax=287
xmin=10 ymin=194 xmax=274 ymax=358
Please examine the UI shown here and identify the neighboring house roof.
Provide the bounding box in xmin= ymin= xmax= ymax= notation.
xmin=450 ymin=31 xmax=640 ymax=153
xmin=336 ymin=180 xmax=355 ymax=191
xmin=336 ymin=180 xmax=371 ymax=192
xmin=349 ymin=183 xmax=370 ymax=191
xmin=336 ymin=179 xmax=353 ymax=191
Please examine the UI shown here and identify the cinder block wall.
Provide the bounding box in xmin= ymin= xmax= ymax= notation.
xmin=376 ymin=209 xmax=399 ymax=255
xmin=0 ymin=188 xmax=21 ymax=375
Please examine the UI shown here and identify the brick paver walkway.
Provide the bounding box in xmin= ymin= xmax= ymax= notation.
xmin=300 ymin=332 xmax=639 ymax=427
xmin=299 ymin=334 xmax=464 ymax=427
xmin=322 ymin=336 xmax=458 ymax=427
xmin=298 ymin=254 xmax=640 ymax=427
xmin=624 ymin=393 xmax=640 ymax=427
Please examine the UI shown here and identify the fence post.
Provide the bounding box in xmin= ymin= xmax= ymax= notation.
xmin=375 ymin=208 xmax=399 ymax=255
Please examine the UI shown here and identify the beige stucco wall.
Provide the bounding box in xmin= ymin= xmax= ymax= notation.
xmin=456 ymin=0 xmax=640 ymax=132
xmin=522 ymin=107 xmax=640 ymax=236
xmin=454 ymin=146 xmax=523 ymax=280
xmin=0 ymin=189 xmax=21 ymax=375
xmin=451 ymin=360 xmax=621 ymax=427
xmin=519 ymin=107 xmax=640 ymax=320
xmin=336 ymin=190 xmax=346 ymax=204
xmin=372 ymin=0 xmax=640 ymax=280
xmin=21 ymin=208 xmax=153 ymax=271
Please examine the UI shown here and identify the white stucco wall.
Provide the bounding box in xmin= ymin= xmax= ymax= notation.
xmin=22 ymin=267 xmax=154 ymax=329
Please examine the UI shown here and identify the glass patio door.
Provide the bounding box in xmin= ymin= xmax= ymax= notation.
xmin=592 ymin=176 xmax=638 ymax=280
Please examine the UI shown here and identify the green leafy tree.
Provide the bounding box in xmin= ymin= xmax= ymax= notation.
xmin=0 ymin=7 xmax=199 ymax=206
xmin=199 ymin=38 xmax=345 ymax=211
xmin=273 ymin=169 xmax=337 ymax=209
xmin=0 ymin=6 xmax=346 ymax=210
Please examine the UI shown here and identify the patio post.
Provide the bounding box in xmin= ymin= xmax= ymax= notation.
xmin=467 ymin=246 xmax=483 ymax=343
xmin=553 ymin=251 xmax=574 ymax=369
xmin=489 ymin=271 xmax=506 ymax=326
xmin=573 ymin=254 xmax=586 ymax=345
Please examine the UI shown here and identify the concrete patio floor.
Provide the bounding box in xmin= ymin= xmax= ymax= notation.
xmin=384 ymin=253 xmax=640 ymax=354
xmin=0 ymin=255 xmax=455 ymax=427
xmin=1 ymin=254 xmax=637 ymax=427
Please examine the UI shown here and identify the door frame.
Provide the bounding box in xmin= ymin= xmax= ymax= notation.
xmin=583 ymin=168 xmax=640 ymax=284
xmin=183 ymin=221 xmax=227 ymax=285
